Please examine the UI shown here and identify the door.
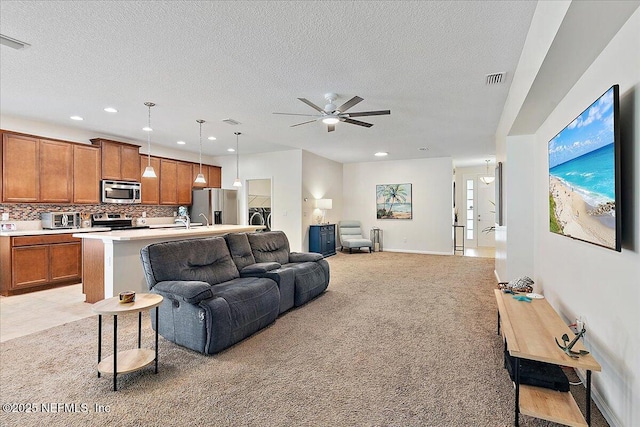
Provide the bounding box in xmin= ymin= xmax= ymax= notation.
xmin=247 ymin=179 xmax=272 ymax=230
xmin=463 ymin=174 xmax=496 ymax=248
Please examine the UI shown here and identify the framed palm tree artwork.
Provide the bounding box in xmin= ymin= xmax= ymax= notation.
xmin=376 ymin=183 xmax=412 ymax=219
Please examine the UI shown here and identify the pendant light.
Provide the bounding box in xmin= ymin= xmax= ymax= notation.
xmin=194 ymin=119 xmax=207 ymax=184
xmin=480 ymin=159 xmax=495 ymax=184
xmin=232 ymin=132 xmax=242 ymax=187
xmin=142 ymin=102 xmax=157 ymax=178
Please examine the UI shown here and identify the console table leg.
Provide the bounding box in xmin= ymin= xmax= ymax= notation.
xmin=514 ymin=357 xmax=520 ymax=427
xmin=587 ymin=370 xmax=592 ymax=426
xmin=497 ymin=310 xmax=501 ymax=336
xmin=97 ymin=315 xmax=102 ymax=378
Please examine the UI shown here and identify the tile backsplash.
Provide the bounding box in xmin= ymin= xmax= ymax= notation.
xmin=0 ymin=203 xmax=178 ymax=221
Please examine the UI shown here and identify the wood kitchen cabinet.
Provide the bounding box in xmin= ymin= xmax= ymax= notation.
xmin=2 ymin=133 xmax=40 ymax=202
xmin=0 ymin=234 xmax=82 ymax=296
xmin=140 ymin=155 xmax=161 ymax=204
xmin=159 ymin=159 xmax=178 ymax=205
xmin=192 ymin=164 xmax=222 ymax=189
xmin=39 ymin=139 xmax=73 ymax=203
xmin=177 ymin=161 xmax=193 ymax=205
xmin=91 ymin=138 xmax=140 ymax=181
xmin=73 ymin=144 xmax=101 ymax=204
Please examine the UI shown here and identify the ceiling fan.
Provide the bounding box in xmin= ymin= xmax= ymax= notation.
xmin=273 ymin=93 xmax=390 ymax=132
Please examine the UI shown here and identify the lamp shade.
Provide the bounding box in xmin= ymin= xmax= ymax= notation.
xmin=315 ymin=199 xmax=332 ymax=210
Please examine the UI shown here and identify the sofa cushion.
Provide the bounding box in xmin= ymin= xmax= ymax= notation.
xmin=224 ymin=233 xmax=257 ymax=270
xmin=248 ymin=231 xmax=290 ymax=265
xmin=141 ymin=237 xmax=239 ymax=288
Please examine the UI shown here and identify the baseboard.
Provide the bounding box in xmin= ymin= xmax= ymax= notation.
xmin=381 ymin=249 xmax=452 ymax=256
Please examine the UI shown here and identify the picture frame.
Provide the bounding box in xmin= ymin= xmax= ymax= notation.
xmin=376 ymin=183 xmax=412 ymax=219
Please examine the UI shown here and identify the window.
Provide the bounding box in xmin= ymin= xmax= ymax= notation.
xmin=466 ymin=179 xmax=474 ymax=240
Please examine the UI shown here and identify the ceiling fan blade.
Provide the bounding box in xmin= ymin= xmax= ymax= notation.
xmin=298 ymin=98 xmax=324 ymax=112
xmin=343 ymin=118 xmax=373 ymax=128
xmin=346 ymin=110 xmax=391 ymax=117
xmin=273 ymin=112 xmax=321 ymax=117
xmin=337 ymin=96 xmax=363 ymax=112
xmin=327 ymin=124 xmax=335 ymax=132
xmin=290 ymin=119 xmax=317 ymax=128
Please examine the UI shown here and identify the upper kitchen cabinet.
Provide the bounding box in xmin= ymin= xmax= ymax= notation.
xmin=192 ymin=164 xmax=222 ymax=189
xmin=39 ymin=139 xmax=73 ymax=203
xmin=140 ymin=155 xmax=160 ymax=205
xmin=209 ymin=165 xmax=222 ymax=188
xmin=90 ymin=138 xmax=140 ymax=181
xmin=177 ymin=161 xmax=193 ymax=205
xmin=159 ymin=159 xmax=193 ymax=205
xmin=2 ymin=133 xmax=40 ymax=202
xmin=159 ymin=159 xmax=178 ymax=205
xmin=73 ymin=144 xmax=101 ymax=204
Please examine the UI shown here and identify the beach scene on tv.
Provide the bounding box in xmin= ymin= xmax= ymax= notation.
xmin=548 ymin=86 xmax=616 ymax=250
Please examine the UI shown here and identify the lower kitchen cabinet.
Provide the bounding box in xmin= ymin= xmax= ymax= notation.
xmin=309 ymin=224 xmax=336 ymax=257
xmin=0 ymin=234 xmax=82 ymax=296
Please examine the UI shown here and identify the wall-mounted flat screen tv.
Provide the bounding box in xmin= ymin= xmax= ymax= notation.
xmin=548 ymin=85 xmax=621 ymax=251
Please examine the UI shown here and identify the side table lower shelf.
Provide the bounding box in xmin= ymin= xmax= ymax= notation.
xmin=97 ymin=349 xmax=156 ymax=375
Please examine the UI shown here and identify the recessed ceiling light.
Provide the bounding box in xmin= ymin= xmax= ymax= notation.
xmin=142 ymin=126 xmax=152 ymax=132
xmin=374 ymin=152 xmax=388 ymax=157
xmin=70 ymin=115 xmax=83 ymax=121
xmin=227 ymin=148 xmax=235 ymax=152
xmin=104 ymin=107 xmax=118 ymax=113
xmin=208 ymin=136 xmax=217 ymax=141
xmin=177 ymin=141 xmax=186 ymax=145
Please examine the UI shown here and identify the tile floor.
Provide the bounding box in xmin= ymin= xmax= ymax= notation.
xmin=0 ymin=284 xmax=94 ymax=343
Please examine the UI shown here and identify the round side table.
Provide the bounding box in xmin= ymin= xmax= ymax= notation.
xmin=92 ymin=293 xmax=163 ymax=391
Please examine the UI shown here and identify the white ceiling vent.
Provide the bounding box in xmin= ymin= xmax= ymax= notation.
xmin=222 ymin=118 xmax=241 ymax=125
xmin=485 ymin=72 xmax=506 ymax=85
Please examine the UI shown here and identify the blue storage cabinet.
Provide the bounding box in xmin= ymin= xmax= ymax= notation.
xmin=309 ymin=224 xmax=336 ymax=257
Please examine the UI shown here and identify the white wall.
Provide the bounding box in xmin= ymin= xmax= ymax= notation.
xmin=301 ymin=151 xmax=343 ymax=251
xmin=532 ymin=8 xmax=640 ymax=425
xmin=212 ymin=149 xmax=304 ymax=252
xmin=343 ymin=157 xmax=453 ymax=254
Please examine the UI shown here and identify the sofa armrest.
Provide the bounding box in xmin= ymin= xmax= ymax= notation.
xmin=240 ymin=262 xmax=281 ymax=274
xmin=289 ymin=252 xmax=323 ymax=262
xmin=153 ymin=280 xmax=213 ymax=304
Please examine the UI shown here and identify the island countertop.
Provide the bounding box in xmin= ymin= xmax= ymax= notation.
xmin=73 ymin=224 xmax=263 ymax=241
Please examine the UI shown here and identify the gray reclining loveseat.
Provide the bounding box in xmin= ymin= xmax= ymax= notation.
xmin=140 ymin=231 xmax=329 ymax=354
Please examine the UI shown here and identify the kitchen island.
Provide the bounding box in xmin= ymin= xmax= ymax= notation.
xmin=74 ymin=225 xmax=264 ymax=303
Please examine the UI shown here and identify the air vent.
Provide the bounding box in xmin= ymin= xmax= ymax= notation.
xmin=222 ymin=118 xmax=241 ymax=125
xmin=485 ymin=72 xmax=506 ymax=85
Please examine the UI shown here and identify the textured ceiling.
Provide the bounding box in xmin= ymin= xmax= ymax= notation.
xmin=0 ymin=1 xmax=537 ymax=165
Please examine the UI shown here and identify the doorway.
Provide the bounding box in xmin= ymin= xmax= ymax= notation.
xmin=247 ymin=179 xmax=272 ymax=231
xmin=462 ymin=174 xmax=495 ymax=249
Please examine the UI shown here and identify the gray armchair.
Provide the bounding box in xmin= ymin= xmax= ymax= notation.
xmin=338 ymin=220 xmax=373 ymax=253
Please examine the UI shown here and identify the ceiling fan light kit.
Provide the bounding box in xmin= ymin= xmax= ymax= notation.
xmin=274 ymin=93 xmax=390 ymax=132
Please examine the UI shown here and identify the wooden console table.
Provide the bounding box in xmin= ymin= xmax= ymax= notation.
xmin=494 ymin=289 xmax=601 ymax=426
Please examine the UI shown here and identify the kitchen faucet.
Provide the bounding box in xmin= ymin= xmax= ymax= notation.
xmin=199 ymin=213 xmax=210 ymax=227
xmin=175 ymin=215 xmax=191 ymax=229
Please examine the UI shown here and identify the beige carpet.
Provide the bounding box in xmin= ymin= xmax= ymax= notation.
xmin=0 ymin=252 xmax=607 ymax=427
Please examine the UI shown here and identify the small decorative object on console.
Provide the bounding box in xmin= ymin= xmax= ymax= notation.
xmin=555 ymin=326 xmax=590 ymax=359
xmin=498 ymin=276 xmax=534 ymax=293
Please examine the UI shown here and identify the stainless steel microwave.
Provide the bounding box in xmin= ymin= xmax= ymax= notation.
xmin=101 ymin=180 xmax=141 ymax=204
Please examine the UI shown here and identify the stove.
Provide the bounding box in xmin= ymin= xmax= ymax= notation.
xmin=91 ymin=213 xmax=149 ymax=230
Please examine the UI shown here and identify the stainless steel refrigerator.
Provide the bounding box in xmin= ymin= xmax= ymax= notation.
xmin=191 ymin=189 xmax=239 ymax=225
